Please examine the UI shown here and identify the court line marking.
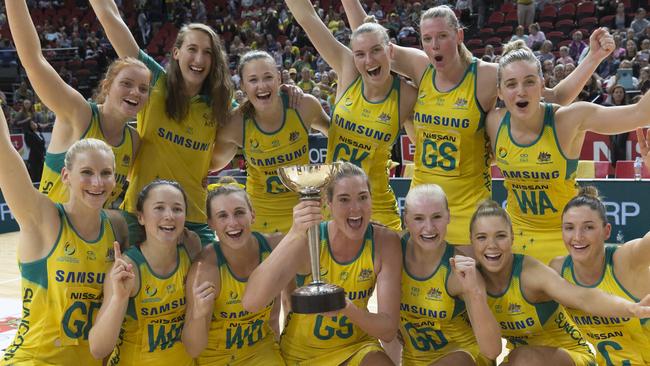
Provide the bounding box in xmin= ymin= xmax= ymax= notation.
xmin=0 ymin=277 xmax=19 ymax=285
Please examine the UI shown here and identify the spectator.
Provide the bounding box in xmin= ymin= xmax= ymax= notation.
xmin=297 ymin=66 xmax=316 ymax=93
xmin=536 ymin=40 xmax=555 ymax=64
xmin=605 ymin=85 xmax=629 ymax=166
xmin=631 ymin=8 xmax=650 ymax=38
xmin=510 ymin=25 xmax=529 ymax=43
xmin=612 ymin=33 xmax=627 ymax=59
xmin=597 ymin=53 xmax=620 ymax=79
xmin=569 ymin=30 xmax=588 ymax=61
xmin=333 ymin=20 xmax=351 ymax=44
xmin=556 ymin=46 xmax=575 ymax=65
xmin=14 ymin=81 xmax=34 ymax=102
xmin=542 ymin=58 xmax=554 ymax=81
xmin=192 ymin=0 xmax=207 ymax=23
xmin=281 ymin=69 xmax=292 ymax=84
xmin=455 ymin=0 xmax=472 ymax=26
xmin=527 ymin=23 xmax=545 ymax=51
xmin=137 ymin=9 xmax=151 ymax=47
xmin=311 ymin=86 xmax=330 ymax=115
xmin=604 ymin=59 xmax=639 ymax=90
xmin=548 ymin=63 xmax=566 ymax=87
xmin=288 ymin=67 xmax=298 ymax=83
xmin=21 ymin=119 xmax=47 ymax=182
xmin=614 ymin=2 xmax=628 ymax=31
xmin=517 ymin=0 xmax=535 ymax=28
xmin=639 ymin=66 xmax=650 ymax=93
xmin=625 ymin=38 xmax=638 ymax=59
xmin=368 ymin=2 xmax=384 ymax=21
xmin=385 ymin=13 xmax=401 ymax=38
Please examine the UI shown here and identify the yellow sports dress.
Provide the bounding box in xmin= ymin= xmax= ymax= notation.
xmin=121 ymin=50 xmax=217 ymax=245
xmin=108 ymin=245 xmax=193 ymax=365
xmin=561 ymin=246 xmax=650 ymax=366
xmin=411 ymin=59 xmax=490 ymax=245
xmin=495 ymin=103 xmax=578 ymax=264
xmin=39 ymin=101 xmax=135 ymax=209
xmin=327 ymin=76 xmax=401 ymax=231
xmin=244 ymin=94 xmax=309 ymax=234
xmin=1 ymin=204 xmax=115 ymax=365
xmin=400 ymin=235 xmax=489 ymax=365
xmin=280 ymin=222 xmax=384 ymax=365
xmin=198 ymin=232 xmax=284 ymax=365
xmin=487 ymin=254 xmax=596 ymax=366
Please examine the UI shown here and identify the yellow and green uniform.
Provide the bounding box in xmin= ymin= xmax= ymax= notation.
xmin=561 ymin=246 xmax=650 ymax=366
xmin=495 ymin=103 xmax=578 ymax=264
xmin=399 ymin=235 xmax=487 ymax=365
xmin=244 ymin=94 xmax=309 ymax=234
xmin=327 ymin=76 xmax=401 ymax=231
xmin=108 ymin=245 xmax=193 ymax=365
xmin=198 ymin=232 xmax=284 ymax=365
xmin=411 ymin=59 xmax=490 ymax=244
xmin=280 ymin=222 xmax=384 ymax=365
xmin=1 ymin=204 xmax=116 ymax=365
xmin=121 ymin=50 xmax=217 ymax=245
xmin=487 ymin=254 xmax=596 ymax=366
xmin=39 ymin=101 xmax=135 ymax=209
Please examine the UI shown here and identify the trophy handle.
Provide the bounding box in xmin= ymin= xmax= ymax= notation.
xmin=308 ymin=222 xmax=321 ymax=284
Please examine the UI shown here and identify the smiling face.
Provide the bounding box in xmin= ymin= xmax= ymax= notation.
xmin=173 ymin=29 xmax=214 ymax=94
xmin=328 ymin=176 xmax=372 ymax=241
xmin=350 ymin=30 xmax=392 ymax=87
xmin=240 ymin=56 xmax=280 ymax=109
xmin=137 ymin=184 xmax=187 ymax=244
xmin=404 ymin=194 xmax=450 ymax=249
xmin=498 ymin=60 xmax=544 ymax=120
xmin=471 ymin=215 xmax=513 ymax=273
xmin=562 ymin=205 xmax=610 ymax=262
xmin=420 ymin=16 xmax=463 ymax=70
xmin=104 ymin=65 xmax=150 ymax=118
xmin=62 ymin=149 xmax=116 ymax=209
xmin=208 ymin=192 xmax=255 ymax=250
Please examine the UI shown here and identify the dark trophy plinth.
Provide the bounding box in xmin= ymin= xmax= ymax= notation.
xmin=278 ymin=164 xmax=346 ymax=314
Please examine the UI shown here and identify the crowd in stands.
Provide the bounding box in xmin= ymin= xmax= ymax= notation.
xmin=1 ymin=0 xmax=649 ymax=175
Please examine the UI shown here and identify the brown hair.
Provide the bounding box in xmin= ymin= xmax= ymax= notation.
xmin=497 ymin=40 xmax=542 ymax=86
xmin=165 ymin=23 xmax=233 ymax=125
xmin=325 ymin=162 xmax=371 ymax=202
xmin=93 ymin=57 xmax=150 ymax=103
xmin=469 ymin=200 xmax=513 ymax=235
xmin=562 ymin=186 xmax=607 ymax=225
xmin=206 ymin=176 xmax=252 ymax=219
xmin=350 ymin=16 xmax=390 ymax=48
xmin=237 ymin=50 xmax=277 ymax=119
xmin=420 ymin=6 xmax=473 ymax=66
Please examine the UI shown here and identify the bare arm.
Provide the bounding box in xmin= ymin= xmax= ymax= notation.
xmin=182 ymin=249 xmax=219 ymax=357
xmin=6 ymin=0 xmax=89 ymax=131
xmin=285 ymin=0 xmax=356 ymax=84
xmin=242 ymin=200 xmax=320 ymax=313
xmin=524 ymin=256 xmax=650 ymax=318
xmin=88 ymin=0 xmax=140 ymax=58
xmin=450 ymin=255 xmax=502 ymax=360
xmin=340 ymin=226 xmax=401 ymax=342
xmin=210 ymin=112 xmax=243 ymax=171
xmin=89 ymin=242 xmax=135 ymax=359
xmin=544 ymin=28 xmax=614 ymax=105
xmin=340 ymin=0 xmax=367 ymax=30
xmin=564 ymin=90 xmax=650 ymax=135
xmin=297 ymin=94 xmax=330 ymax=137
xmin=390 ymin=45 xmax=430 ymax=87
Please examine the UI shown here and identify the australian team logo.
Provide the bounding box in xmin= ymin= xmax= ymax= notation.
xmin=344 ymin=97 xmax=353 ymax=107
xmin=289 ymin=131 xmax=300 ymax=142
xmin=121 ymin=154 xmax=131 ymax=167
xmin=453 ymin=98 xmax=468 ymax=109
xmin=357 ymin=268 xmax=372 ymax=282
xmin=166 ymin=284 xmax=176 ymax=294
xmin=339 ymin=271 xmax=349 ymax=281
xmin=249 ymin=138 xmax=260 ymax=150
xmin=410 ymin=286 xmax=420 ymax=297
xmin=377 ymin=113 xmax=391 ymax=124
xmin=498 ymin=147 xmax=508 ymax=159
xmin=86 ymin=250 xmax=96 ymax=261
xmin=537 ymin=151 xmax=552 ymax=164
xmin=508 ymin=303 xmax=522 ymax=314
xmin=426 ymin=287 xmax=442 ymax=300
xmin=227 ymin=291 xmax=240 ymax=304
xmin=203 ymin=112 xmax=216 ymax=127
xmin=64 ymin=241 xmax=76 ymax=256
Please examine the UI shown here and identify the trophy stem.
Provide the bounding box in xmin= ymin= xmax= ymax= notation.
xmin=308 ymin=223 xmax=321 ymax=284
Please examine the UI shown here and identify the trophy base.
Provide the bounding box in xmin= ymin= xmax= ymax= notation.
xmin=291 ymin=282 xmax=346 ymax=314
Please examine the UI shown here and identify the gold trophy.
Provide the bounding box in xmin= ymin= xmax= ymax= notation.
xmin=278 ymin=163 xmax=346 ymax=314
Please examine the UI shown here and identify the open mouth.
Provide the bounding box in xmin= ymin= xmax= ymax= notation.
xmin=516 ymin=101 xmax=529 ymax=108
xmin=484 ymin=253 xmax=502 ymax=262
xmin=189 ymin=65 xmax=205 ymax=73
xmin=159 ymin=225 xmax=176 ymax=232
xmin=434 ymin=55 xmax=443 ymax=62
xmin=123 ymin=98 xmax=138 ymax=107
xmin=347 ymin=216 xmax=363 ymax=229
xmin=85 ymin=190 xmax=105 ymax=197
xmin=226 ymin=229 xmax=243 ymax=239
xmin=256 ymin=92 xmax=272 ymax=100
xmin=420 ymin=234 xmax=438 ymax=242
xmin=572 ymin=244 xmax=588 ymax=251
xmin=367 ymin=66 xmax=381 ymax=76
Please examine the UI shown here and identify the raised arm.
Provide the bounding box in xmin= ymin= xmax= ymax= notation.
xmin=242 ymin=200 xmax=319 ymax=313
xmin=450 ymin=255 xmax=502 ymax=361
xmin=525 ymin=257 xmax=650 ymax=318
xmin=285 ymin=0 xmax=356 ymax=85
xmin=182 ymin=253 xmax=219 ymax=357
xmin=88 ymin=0 xmax=140 ymax=58
xmin=544 ymin=28 xmax=614 ymax=105
xmin=89 ymin=242 xmax=136 ymax=359
xmin=340 ymin=0 xmax=367 ymax=30
xmin=339 ymin=226 xmax=401 ymax=342
xmin=6 ymin=0 xmax=90 ymax=130
xmin=0 ymin=105 xmax=53 ymax=229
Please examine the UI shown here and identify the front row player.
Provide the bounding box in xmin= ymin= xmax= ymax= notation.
xmin=468 ymin=200 xmax=650 ymax=366
xmin=0 ymin=101 xmax=128 ymax=364
xmin=243 ymin=162 xmax=402 ymax=365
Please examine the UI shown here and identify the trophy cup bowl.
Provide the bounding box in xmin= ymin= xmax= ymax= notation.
xmin=278 ymin=164 xmax=346 ymax=314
